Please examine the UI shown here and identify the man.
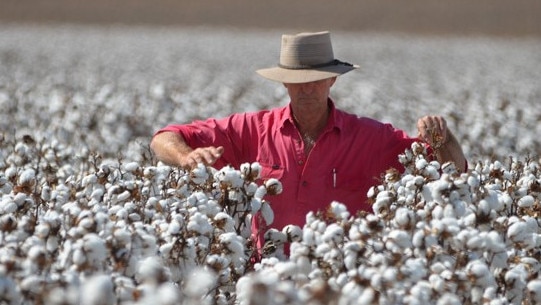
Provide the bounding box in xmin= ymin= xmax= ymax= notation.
xmin=151 ymin=31 xmax=467 ymax=250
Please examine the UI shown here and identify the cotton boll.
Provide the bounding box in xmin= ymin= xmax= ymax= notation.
xmin=213 ymin=212 xmax=235 ymax=232
xmin=302 ymin=227 xmax=316 ymax=247
xmin=254 ymin=185 xmax=267 ymax=199
xmin=245 ymin=182 xmax=258 ymax=197
xmin=329 ymin=201 xmax=350 ymax=220
xmin=322 ymin=224 xmax=344 ymax=244
xmin=123 ymin=161 xmax=140 ymax=173
xmin=527 ymin=280 xmax=541 ymax=303
xmin=282 ymin=225 xmax=302 ymax=242
xmin=17 ymin=168 xmax=36 ymax=185
xmin=191 ymin=163 xmax=210 ymax=185
xmin=83 ymin=233 xmax=107 ymax=269
xmin=136 ymin=256 xmax=169 ymax=285
xmin=518 ymin=195 xmax=535 ymax=208
xmin=507 ymin=221 xmax=528 ymax=244
xmin=416 ymin=158 xmax=428 ymax=171
xmin=436 ymin=293 xmax=461 ymax=305
xmin=265 ymin=178 xmax=283 ymax=195
xmin=393 ymin=207 xmax=415 ymax=229
xmin=373 ymin=191 xmax=393 ymax=217
xmin=81 ymin=275 xmax=115 ymax=305
xmin=260 ymin=202 xmax=274 ymax=225
xmin=1 ymin=199 xmax=17 ymax=214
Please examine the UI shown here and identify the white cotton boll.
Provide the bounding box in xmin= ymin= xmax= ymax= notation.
xmin=467 ymin=261 xmax=490 ymax=286
xmin=168 ymin=220 xmax=181 ymax=235
xmin=394 ymin=207 xmax=415 ymax=229
xmin=185 ymin=268 xmax=216 ymax=298
xmin=250 ymin=197 xmax=261 ymax=214
xmin=424 ymin=165 xmax=440 ymax=180
xmin=20 ymin=275 xmax=42 ymax=296
xmin=117 ymin=190 xmax=131 ymax=202
xmin=329 ymin=201 xmax=350 ymax=220
xmin=1 ymin=199 xmax=17 ymax=213
xmin=123 ymin=162 xmax=140 ymax=173
xmin=214 ymin=212 xmax=235 ymax=232
xmin=260 ymin=202 xmax=274 ymax=225
xmin=254 ymin=185 xmax=267 ymax=199
xmin=282 ymin=225 xmax=302 ymax=242
xmin=47 ymin=236 xmax=59 ymax=252
xmin=220 ymin=232 xmax=245 ymax=256
xmin=527 ymin=280 xmax=541 ymax=303
xmin=322 ymin=224 xmax=344 ymax=244
xmin=265 ymin=178 xmax=283 ymax=195
xmin=83 ymin=234 xmax=107 ymax=268
xmin=436 ymin=293 xmax=461 ymax=305
xmin=72 ymin=248 xmax=86 ymax=266
xmin=18 ymin=168 xmax=35 ymax=185
xmin=302 ymin=227 xmax=316 ymax=246
xmin=518 ymin=195 xmax=535 ymax=208
xmin=155 ymin=283 xmax=181 ymax=305
xmin=505 ymin=266 xmax=527 ymax=291
xmin=416 ymin=158 xmax=428 ymax=170
xmin=373 ymin=191 xmax=393 ymax=216
xmin=245 ymin=182 xmax=258 ymax=197
xmin=35 ymin=223 xmax=50 ymax=238
xmin=387 ymin=230 xmax=412 ymax=249
xmin=136 ymin=256 xmax=168 ymax=284
xmin=273 ymin=261 xmax=298 ymax=278
xmin=507 ymin=221 xmax=528 ymax=243
xmin=81 ymin=275 xmax=115 ymax=305
xmin=467 ymin=175 xmax=480 ymax=189
xmin=429 ymin=274 xmax=445 ymax=293
xmin=432 ymin=205 xmax=444 ymax=220
xmin=191 ymin=163 xmax=209 ymax=185
xmin=40 ymin=185 xmax=52 ymax=201
xmin=358 ymin=287 xmax=375 ymax=304
xmin=82 ymin=174 xmax=97 ymax=187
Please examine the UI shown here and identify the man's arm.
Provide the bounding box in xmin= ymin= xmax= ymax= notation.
xmin=150 ymin=131 xmax=223 ymax=169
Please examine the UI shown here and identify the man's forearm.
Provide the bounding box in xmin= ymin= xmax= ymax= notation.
xmin=150 ymin=131 xmax=192 ymax=167
xmin=435 ymin=132 xmax=467 ymax=173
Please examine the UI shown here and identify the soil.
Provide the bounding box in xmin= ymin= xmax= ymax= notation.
xmin=0 ymin=0 xmax=540 ymax=37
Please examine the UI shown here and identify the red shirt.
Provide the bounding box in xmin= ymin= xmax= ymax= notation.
xmin=156 ymin=100 xmax=419 ymax=234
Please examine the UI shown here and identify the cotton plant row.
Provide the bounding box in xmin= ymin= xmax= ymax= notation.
xmin=2 ymin=25 xmax=541 ymax=162
xmin=0 ymin=135 xmax=280 ymax=304
xmin=248 ymin=143 xmax=541 ymax=305
xmin=2 ymin=135 xmax=541 ymax=305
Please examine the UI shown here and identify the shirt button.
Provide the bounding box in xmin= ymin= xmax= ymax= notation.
xmin=298 ymin=160 xmax=304 ymax=165
xmin=302 ymin=181 xmax=308 ymax=187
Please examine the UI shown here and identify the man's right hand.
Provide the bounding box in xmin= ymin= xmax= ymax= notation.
xmin=180 ymin=146 xmax=224 ymax=169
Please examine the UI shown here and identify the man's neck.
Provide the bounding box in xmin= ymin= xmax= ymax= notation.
xmin=291 ymin=102 xmax=330 ymax=140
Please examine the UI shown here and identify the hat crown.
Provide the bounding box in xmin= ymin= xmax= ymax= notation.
xmin=279 ymin=31 xmax=335 ymax=69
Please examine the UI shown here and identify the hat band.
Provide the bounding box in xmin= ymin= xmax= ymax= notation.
xmin=278 ymin=59 xmax=353 ymax=70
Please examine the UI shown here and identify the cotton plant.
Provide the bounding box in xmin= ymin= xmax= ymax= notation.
xmin=248 ymin=143 xmax=541 ymax=305
xmin=0 ymin=135 xmax=283 ymax=304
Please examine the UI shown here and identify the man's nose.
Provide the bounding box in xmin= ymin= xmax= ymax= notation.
xmin=300 ymin=82 xmax=315 ymax=93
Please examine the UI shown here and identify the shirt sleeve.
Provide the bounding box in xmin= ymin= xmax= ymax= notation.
xmin=375 ymin=123 xmax=420 ymax=173
xmin=154 ymin=114 xmax=254 ymax=168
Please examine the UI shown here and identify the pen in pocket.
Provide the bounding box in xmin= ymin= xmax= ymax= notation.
xmin=333 ymin=168 xmax=337 ymax=188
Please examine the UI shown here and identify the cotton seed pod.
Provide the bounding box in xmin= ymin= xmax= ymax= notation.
xmin=264 ymin=178 xmax=283 ymax=195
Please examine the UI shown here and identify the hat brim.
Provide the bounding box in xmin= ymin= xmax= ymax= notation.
xmin=256 ymin=64 xmax=359 ymax=84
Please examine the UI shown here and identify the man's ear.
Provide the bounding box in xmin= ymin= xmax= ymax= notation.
xmin=329 ymin=77 xmax=337 ymax=87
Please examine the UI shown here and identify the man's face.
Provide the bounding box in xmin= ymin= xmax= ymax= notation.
xmin=284 ymin=77 xmax=336 ymax=106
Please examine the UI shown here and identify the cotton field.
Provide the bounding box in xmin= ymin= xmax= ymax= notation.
xmin=1 ymin=24 xmax=541 ymax=304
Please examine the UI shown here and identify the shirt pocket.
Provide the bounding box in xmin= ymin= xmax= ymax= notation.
xmin=259 ymin=163 xmax=285 ymax=180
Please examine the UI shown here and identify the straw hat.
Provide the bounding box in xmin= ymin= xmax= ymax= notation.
xmin=256 ymin=31 xmax=359 ymax=84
